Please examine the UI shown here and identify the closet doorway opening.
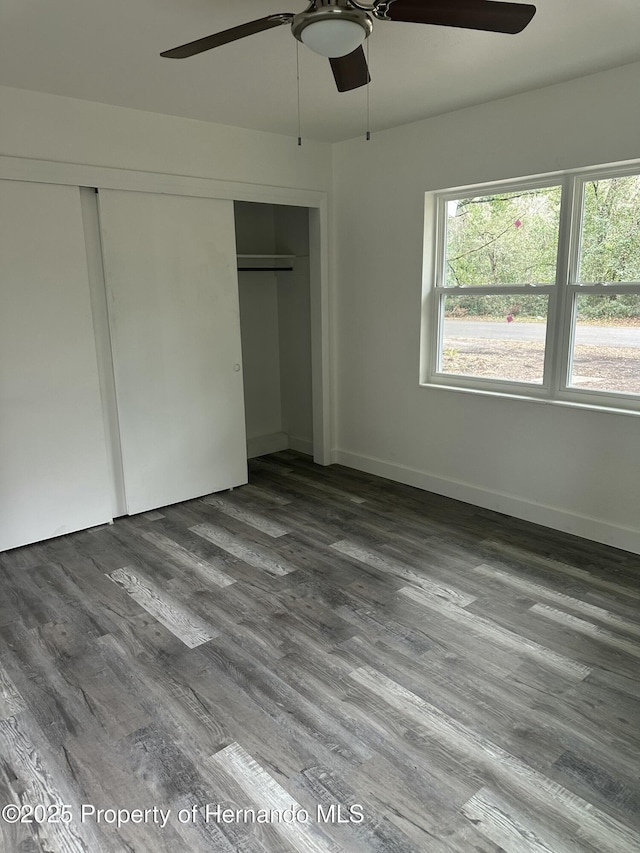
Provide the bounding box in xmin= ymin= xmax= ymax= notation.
xmin=234 ymin=201 xmax=321 ymax=463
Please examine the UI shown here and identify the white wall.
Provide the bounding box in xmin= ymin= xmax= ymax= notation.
xmin=0 ymin=85 xmax=331 ymax=192
xmin=238 ymin=274 xmax=285 ymax=445
xmin=332 ymin=61 xmax=640 ymax=553
xmin=275 ymin=206 xmax=314 ymax=454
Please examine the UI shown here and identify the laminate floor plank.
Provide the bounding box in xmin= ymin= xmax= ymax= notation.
xmin=0 ymin=660 xmax=26 ymax=720
xmin=57 ymin=647 xmax=151 ymax=740
xmin=249 ymin=501 xmax=386 ymax=552
xmin=349 ymin=666 xmax=640 ymax=853
xmin=279 ymin=651 xmax=485 ymax=818
xmin=375 ymin=529 xmax=486 ymax=578
xmin=209 ymin=742 xmax=339 ymax=853
xmin=460 ymin=786 xmax=579 ymax=853
xmin=290 ymin=763 xmax=424 ymax=853
xmin=142 ymin=511 xmax=165 ymax=521
xmin=330 ymin=539 xmax=477 ymax=605
xmin=190 ymin=523 xmax=298 ymax=577
xmin=170 ymin=650 xmax=316 ymax=782
xmin=138 ymin=528 xmax=236 ymax=588
xmin=108 ymin=566 xmax=218 ymax=648
xmin=530 ymin=602 xmax=640 ymax=659
xmin=344 ymin=753 xmax=481 ymax=852
xmin=24 ymin=562 xmax=114 ymax=644
xmin=139 ymin=517 xmax=252 ymax=594
xmin=399 ymin=585 xmax=592 ymax=680
xmin=0 ymin=450 xmax=638 ymax=852
xmin=335 ymin=634 xmax=568 ymax=774
xmin=0 ymin=621 xmax=110 ymax=753
xmin=173 ymin=787 xmax=278 ymax=853
xmin=334 ymin=598 xmax=433 ymax=657
xmin=200 ymin=495 xmax=292 ymax=538
xmin=57 ymin=730 xmax=185 ymax=853
xmin=0 ymin=563 xmax=66 ymax=629
xmin=481 ymin=538 xmax=640 ymax=602
xmin=198 ymin=636 xmax=369 ymax=771
xmin=552 ymin=749 xmax=640 ymax=825
xmin=474 ymin=563 xmax=640 ymax=636
xmin=0 ymin=756 xmax=35 ymax=852
xmin=0 ymin=712 xmax=114 ymax=853
xmin=463 ymin=595 xmax=640 ymax=680
xmin=235 ymin=482 xmax=293 ymax=508
xmin=278 ymin=471 xmax=368 ymax=506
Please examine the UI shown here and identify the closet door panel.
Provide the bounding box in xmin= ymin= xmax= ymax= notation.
xmin=98 ymin=190 xmax=247 ymax=515
xmin=0 ymin=180 xmax=112 ymax=551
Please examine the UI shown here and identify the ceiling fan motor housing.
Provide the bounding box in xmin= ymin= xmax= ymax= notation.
xmin=291 ymin=1 xmax=374 ymax=58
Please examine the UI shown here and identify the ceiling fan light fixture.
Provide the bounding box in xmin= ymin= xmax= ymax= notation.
xmin=299 ymin=18 xmax=368 ymax=58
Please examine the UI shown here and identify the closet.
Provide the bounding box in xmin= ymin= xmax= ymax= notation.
xmin=0 ymin=180 xmax=247 ymax=551
xmin=0 ymin=174 xmax=325 ymax=552
xmin=234 ymin=201 xmax=314 ymax=459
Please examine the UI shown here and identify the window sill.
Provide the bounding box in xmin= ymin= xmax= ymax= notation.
xmin=419 ymin=380 xmax=640 ymax=418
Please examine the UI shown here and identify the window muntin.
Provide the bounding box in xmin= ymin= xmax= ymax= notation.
xmin=426 ymin=166 xmax=640 ymax=409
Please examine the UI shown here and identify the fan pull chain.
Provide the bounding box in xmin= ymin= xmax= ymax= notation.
xmin=296 ymin=41 xmax=302 ymax=146
xmin=366 ymin=35 xmax=371 ymax=141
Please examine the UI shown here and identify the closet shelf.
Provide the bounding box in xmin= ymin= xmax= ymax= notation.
xmin=237 ymin=253 xmax=296 ymax=272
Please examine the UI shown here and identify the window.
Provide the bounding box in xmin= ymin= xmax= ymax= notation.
xmin=422 ymin=166 xmax=640 ymax=410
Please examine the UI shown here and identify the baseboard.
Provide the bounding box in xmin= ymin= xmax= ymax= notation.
xmin=247 ymin=433 xmax=315 ymax=459
xmin=334 ymin=449 xmax=640 ymax=556
xmin=247 ymin=432 xmax=289 ymax=459
xmin=288 ymin=435 xmax=314 ymax=456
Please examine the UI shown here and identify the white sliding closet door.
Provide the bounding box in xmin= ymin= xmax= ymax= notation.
xmin=98 ymin=190 xmax=247 ymax=515
xmin=0 ymin=180 xmax=112 ymax=551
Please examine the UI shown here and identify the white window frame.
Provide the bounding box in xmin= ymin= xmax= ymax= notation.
xmin=421 ymin=162 xmax=640 ymax=413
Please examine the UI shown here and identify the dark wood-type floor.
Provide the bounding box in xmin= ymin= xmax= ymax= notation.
xmin=1 ymin=451 xmax=639 ymax=853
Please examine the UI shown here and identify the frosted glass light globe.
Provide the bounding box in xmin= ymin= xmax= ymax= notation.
xmin=300 ymin=19 xmax=367 ymax=58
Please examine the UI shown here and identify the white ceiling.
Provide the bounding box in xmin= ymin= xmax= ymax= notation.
xmin=2 ymin=0 xmax=640 ymax=143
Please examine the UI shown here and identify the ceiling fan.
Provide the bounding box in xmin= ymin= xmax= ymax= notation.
xmin=161 ymin=0 xmax=537 ymax=93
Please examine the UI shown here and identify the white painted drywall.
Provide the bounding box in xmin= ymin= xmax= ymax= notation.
xmin=0 ymin=85 xmax=332 ymax=193
xmin=238 ymin=273 xmax=285 ymax=444
xmin=235 ymin=202 xmax=285 ymax=452
xmin=332 ymin=61 xmax=640 ymax=552
xmin=0 ymin=181 xmax=112 ymax=550
xmin=275 ymin=206 xmax=314 ymax=455
xmin=235 ymin=201 xmax=277 ymax=256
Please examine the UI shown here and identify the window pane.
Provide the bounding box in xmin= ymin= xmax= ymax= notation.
xmin=579 ymin=175 xmax=640 ymax=283
xmin=439 ymin=294 xmax=548 ymax=383
xmin=444 ymin=186 xmax=561 ymax=287
xmin=569 ymin=294 xmax=640 ymax=394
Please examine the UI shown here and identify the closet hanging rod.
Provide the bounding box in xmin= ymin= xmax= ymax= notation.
xmin=237 ymin=253 xmax=296 ymax=272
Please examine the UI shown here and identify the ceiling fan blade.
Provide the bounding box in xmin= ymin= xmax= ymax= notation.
xmin=161 ymin=14 xmax=294 ymax=58
xmin=330 ymin=47 xmax=371 ymax=93
xmin=379 ymin=0 xmax=536 ymax=34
